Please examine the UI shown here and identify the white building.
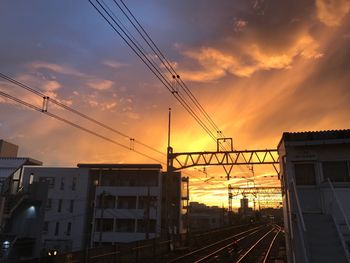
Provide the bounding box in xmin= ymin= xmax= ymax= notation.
xmin=22 ymin=167 xmax=90 ymax=254
xmin=279 ymin=130 xmax=350 ymax=263
xmin=77 ymin=163 xmax=163 ymax=245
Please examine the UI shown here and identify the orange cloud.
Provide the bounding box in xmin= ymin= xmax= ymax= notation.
xmin=179 ymin=33 xmax=322 ymax=82
xmin=87 ymin=79 xmax=114 ymax=91
xmin=316 ymin=0 xmax=350 ymax=27
xmin=29 ymin=61 xmax=86 ymax=78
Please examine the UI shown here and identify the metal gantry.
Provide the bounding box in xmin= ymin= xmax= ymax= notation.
xmin=228 ymin=185 xmax=282 ymax=211
xmin=167 ymin=140 xmax=280 ymax=179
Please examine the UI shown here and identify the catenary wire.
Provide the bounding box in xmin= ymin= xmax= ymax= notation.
xmin=89 ymin=0 xmax=218 ymax=143
xmin=0 ymin=90 xmax=165 ymax=165
xmin=0 ymin=72 xmax=164 ymax=156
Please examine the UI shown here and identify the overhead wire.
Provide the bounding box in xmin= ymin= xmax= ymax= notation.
xmin=89 ymin=0 xmax=250 ymax=178
xmin=114 ymin=0 xmax=237 ymax=153
xmin=0 ymin=90 xmax=165 ymax=165
xmin=0 ymin=72 xmax=164 ymax=156
xmin=89 ymin=0 xmax=218 ymax=143
xmin=0 ymin=75 xmax=218 ymax=187
xmin=117 ymin=0 xmax=223 ymax=136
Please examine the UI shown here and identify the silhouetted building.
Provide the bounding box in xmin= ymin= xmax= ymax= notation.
xmin=1 ymin=154 xmax=188 ymax=260
xmin=0 ymin=140 xmax=18 ymax=158
xmin=188 ymin=202 xmax=225 ymax=231
xmin=77 ymin=163 xmax=164 ymax=246
xmin=21 ymin=167 xmax=90 ymax=255
xmin=238 ymin=197 xmax=253 ymax=217
xmin=0 ymin=140 xmax=42 ymax=261
xmin=279 ymin=130 xmax=350 ymax=263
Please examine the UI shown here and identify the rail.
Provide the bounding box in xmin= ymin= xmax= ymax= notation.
xmin=262 ymin=228 xmax=281 ymax=263
xmin=169 ymin=225 xmax=266 ymax=263
xmin=291 ymin=178 xmax=309 ymax=263
xmin=236 ymin=228 xmax=274 ymax=263
xmin=327 ymin=178 xmax=350 ymax=262
xmin=327 ymin=178 xmax=350 ymax=233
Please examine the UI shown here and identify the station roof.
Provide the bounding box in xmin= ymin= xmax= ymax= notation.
xmin=77 ymin=163 xmax=162 ymax=169
xmin=278 ymin=129 xmax=350 ymax=148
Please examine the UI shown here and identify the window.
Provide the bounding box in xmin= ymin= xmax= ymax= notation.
xmin=138 ymin=196 xmax=157 ymax=209
xmin=43 ymin=221 xmax=49 ymax=233
xmin=72 ymin=177 xmax=77 ymax=191
xmin=39 ymin=177 xmax=55 ymax=189
xmin=29 ymin=173 xmax=34 ymax=185
xmin=69 ymin=200 xmax=74 ymax=213
xmin=116 ymin=219 xmax=135 ymax=232
xmin=97 ymin=194 xmax=115 ymax=208
xmin=137 ymin=219 xmax=156 ymax=233
xmin=58 ymin=199 xmax=62 ymax=212
xmin=60 ymin=177 xmax=65 ymax=190
xmin=294 ymin=163 xmax=316 ymax=185
xmin=137 ymin=219 xmax=146 ymax=232
xmin=323 ymin=161 xmax=350 ymax=182
xmin=99 ymin=170 xmax=159 ymax=187
xmin=95 ymin=218 xmax=114 ymax=232
xmin=46 ymin=199 xmax=52 ymax=209
xmin=54 ymin=222 xmax=60 ymax=236
xmin=66 ymin=222 xmax=72 ymax=236
xmin=117 ymin=196 xmax=136 ymax=209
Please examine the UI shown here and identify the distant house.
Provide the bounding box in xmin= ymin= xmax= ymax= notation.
xmin=188 ymin=202 xmax=225 ymax=231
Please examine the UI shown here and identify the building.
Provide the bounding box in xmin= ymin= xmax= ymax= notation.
xmin=21 ymin=167 xmax=90 ymax=255
xmin=77 ymin=163 xmax=163 ymax=245
xmin=278 ymin=130 xmax=350 ymax=263
xmin=238 ymin=197 xmax=254 ymax=217
xmin=0 ymin=140 xmax=18 ymax=158
xmin=1 ymin=160 xmax=187 ymax=260
xmin=0 ymin=140 xmax=42 ymax=259
xmin=188 ymin=202 xmax=225 ymax=231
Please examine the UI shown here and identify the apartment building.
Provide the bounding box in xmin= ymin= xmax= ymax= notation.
xmin=78 ymin=163 xmax=163 ymax=245
xmin=21 ymin=167 xmax=90 ymax=254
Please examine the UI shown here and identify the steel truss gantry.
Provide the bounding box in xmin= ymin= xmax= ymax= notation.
xmin=228 ymin=186 xmax=282 ymax=197
xmin=167 ymin=144 xmax=279 ymax=179
xmin=228 ymin=185 xmax=282 ymax=211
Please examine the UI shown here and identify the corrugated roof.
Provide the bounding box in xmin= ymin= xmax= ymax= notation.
xmin=282 ymin=129 xmax=350 ymax=142
xmin=77 ymin=163 xmax=162 ymax=169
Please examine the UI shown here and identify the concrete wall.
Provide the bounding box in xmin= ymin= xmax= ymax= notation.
xmin=22 ymin=167 xmax=90 ymax=253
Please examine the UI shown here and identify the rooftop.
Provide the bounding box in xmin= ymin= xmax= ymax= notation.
xmin=77 ymin=163 xmax=162 ymax=169
xmin=278 ymin=129 xmax=350 ymax=148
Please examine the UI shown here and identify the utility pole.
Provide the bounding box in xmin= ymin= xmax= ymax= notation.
xmin=99 ymin=191 xmax=105 ymax=246
xmin=166 ymin=108 xmax=172 ymax=249
xmin=145 ymin=187 xmax=150 ymax=240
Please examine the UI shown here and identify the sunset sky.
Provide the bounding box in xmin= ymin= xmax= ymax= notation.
xmin=1 ymin=0 xmax=350 ymax=207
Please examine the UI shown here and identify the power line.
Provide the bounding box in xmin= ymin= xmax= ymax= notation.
xmin=0 ymin=77 xmax=218 ymax=187
xmin=0 ymin=72 xmax=164 ymax=156
xmin=88 ymin=0 xmax=253 ymax=178
xmin=88 ymin=0 xmax=219 ymax=143
xmin=0 ymin=90 xmax=165 ymax=165
xmin=116 ymin=0 xmax=222 ymax=135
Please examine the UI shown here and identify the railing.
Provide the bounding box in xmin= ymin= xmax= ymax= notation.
xmin=4 ymin=192 xmax=27 ymax=217
xmin=327 ymin=178 xmax=350 ymax=262
xmin=291 ymin=178 xmax=309 ymax=263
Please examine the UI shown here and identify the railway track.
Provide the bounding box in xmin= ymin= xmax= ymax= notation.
xmin=168 ymin=224 xmax=283 ymax=263
xmin=236 ymin=224 xmax=281 ymax=263
xmin=168 ymin=224 xmax=269 ymax=263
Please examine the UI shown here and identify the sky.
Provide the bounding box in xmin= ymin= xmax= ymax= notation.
xmin=1 ymin=0 xmax=350 ymax=208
